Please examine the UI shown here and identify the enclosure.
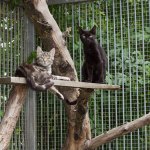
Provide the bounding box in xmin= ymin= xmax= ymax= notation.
xmin=0 ymin=0 xmax=150 ymax=149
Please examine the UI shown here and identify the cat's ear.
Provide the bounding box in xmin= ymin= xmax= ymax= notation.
xmin=78 ymin=26 xmax=84 ymax=34
xmin=90 ymin=25 xmax=96 ymax=35
xmin=49 ymin=48 xmax=55 ymax=58
xmin=36 ymin=46 xmax=43 ymax=57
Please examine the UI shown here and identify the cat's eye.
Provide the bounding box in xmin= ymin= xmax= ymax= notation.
xmin=82 ymin=35 xmax=85 ymax=38
xmin=89 ymin=35 xmax=93 ymax=38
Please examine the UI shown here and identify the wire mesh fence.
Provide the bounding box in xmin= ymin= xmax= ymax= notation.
xmin=0 ymin=2 xmax=25 ymax=150
xmin=0 ymin=2 xmax=36 ymax=150
xmin=46 ymin=1 xmax=150 ymax=149
xmin=0 ymin=0 xmax=150 ymax=150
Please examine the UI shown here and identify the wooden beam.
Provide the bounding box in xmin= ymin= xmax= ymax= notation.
xmin=47 ymin=0 xmax=95 ymax=5
xmin=0 ymin=77 xmax=120 ymax=90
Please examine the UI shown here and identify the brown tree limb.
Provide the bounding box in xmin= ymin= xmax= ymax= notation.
xmin=0 ymin=85 xmax=28 ymax=150
xmin=23 ymin=0 xmax=80 ymax=104
xmin=74 ymin=89 xmax=93 ymax=141
xmin=84 ymin=113 xmax=150 ymax=150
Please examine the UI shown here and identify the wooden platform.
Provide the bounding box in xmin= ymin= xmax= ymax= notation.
xmin=0 ymin=77 xmax=120 ymax=90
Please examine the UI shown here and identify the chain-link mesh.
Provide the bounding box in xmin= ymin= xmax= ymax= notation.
xmin=0 ymin=2 xmax=26 ymax=150
xmin=40 ymin=1 xmax=149 ymax=149
xmin=0 ymin=0 xmax=150 ymax=150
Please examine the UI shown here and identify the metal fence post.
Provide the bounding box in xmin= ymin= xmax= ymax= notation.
xmin=24 ymin=15 xmax=36 ymax=150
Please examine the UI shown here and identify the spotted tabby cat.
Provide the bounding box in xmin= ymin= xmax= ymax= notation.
xmin=35 ymin=46 xmax=70 ymax=99
xmin=16 ymin=47 xmax=70 ymax=100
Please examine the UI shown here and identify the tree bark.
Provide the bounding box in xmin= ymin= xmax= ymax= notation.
xmin=23 ymin=0 xmax=79 ymax=104
xmin=0 ymin=85 xmax=28 ymax=150
xmin=84 ymin=112 xmax=150 ymax=150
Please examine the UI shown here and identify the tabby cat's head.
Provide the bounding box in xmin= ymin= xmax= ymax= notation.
xmin=36 ymin=46 xmax=55 ymax=67
xmin=79 ymin=25 xmax=96 ymax=45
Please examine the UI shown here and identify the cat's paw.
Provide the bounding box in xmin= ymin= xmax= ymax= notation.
xmin=56 ymin=93 xmax=64 ymax=100
xmin=63 ymin=77 xmax=70 ymax=81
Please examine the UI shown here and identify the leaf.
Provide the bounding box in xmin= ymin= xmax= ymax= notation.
xmin=145 ymin=27 xmax=150 ymax=33
xmin=27 ymin=51 xmax=37 ymax=64
xmin=0 ymin=110 xmax=4 ymax=117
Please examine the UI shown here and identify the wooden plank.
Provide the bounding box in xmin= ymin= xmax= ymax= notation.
xmin=0 ymin=77 xmax=120 ymax=90
xmin=48 ymin=0 xmax=95 ymax=5
xmin=53 ymin=80 xmax=120 ymax=90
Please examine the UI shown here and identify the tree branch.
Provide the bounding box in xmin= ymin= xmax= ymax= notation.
xmin=84 ymin=113 xmax=150 ymax=150
xmin=23 ymin=0 xmax=79 ymax=104
xmin=0 ymin=85 xmax=28 ymax=150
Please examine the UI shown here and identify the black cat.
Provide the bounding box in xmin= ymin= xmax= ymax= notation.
xmin=79 ymin=25 xmax=107 ymax=83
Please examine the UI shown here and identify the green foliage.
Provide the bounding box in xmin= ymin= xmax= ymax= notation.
xmin=27 ymin=51 xmax=37 ymax=64
xmin=9 ymin=0 xmax=22 ymax=10
xmin=0 ymin=110 xmax=4 ymax=117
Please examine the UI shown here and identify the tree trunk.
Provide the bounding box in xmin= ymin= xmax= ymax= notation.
xmin=0 ymin=85 xmax=28 ymax=150
xmin=23 ymin=0 xmax=92 ymax=149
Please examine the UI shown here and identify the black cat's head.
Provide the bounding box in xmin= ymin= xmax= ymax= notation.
xmin=79 ymin=25 xmax=96 ymax=45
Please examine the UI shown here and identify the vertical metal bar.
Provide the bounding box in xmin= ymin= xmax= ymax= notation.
xmin=46 ymin=92 xmax=50 ymax=150
xmin=0 ymin=2 xmax=2 ymax=126
xmin=98 ymin=2 xmax=104 ymax=150
xmin=24 ymin=15 xmax=36 ymax=150
xmin=40 ymin=93 xmax=43 ymax=150
xmin=79 ymin=4 xmax=82 ymax=81
xmin=20 ymin=9 xmax=25 ymax=150
xmin=13 ymin=8 xmax=17 ymax=77
xmin=2 ymin=2 xmax=6 ymax=113
xmin=0 ymin=3 xmax=1 ymax=77
xmin=91 ymin=1 xmax=97 ymax=137
xmin=112 ymin=1 xmax=118 ymax=150
xmin=17 ymin=8 xmax=20 ymax=65
xmin=58 ymin=6 xmax=62 ymax=147
xmin=85 ymin=2 xmax=87 ymax=28
xmin=78 ymin=4 xmax=82 ymax=81
xmin=60 ymin=98 xmax=63 ymax=147
xmin=100 ymin=90 xmax=104 ymax=150
xmin=54 ymin=96 xmax=56 ymax=150
xmin=141 ymin=1 xmax=147 ymax=149
xmin=6 ymin=4 xmax=9 ymax=77
xmin=134 ymin=1 xmax=140 ymax=149
xmin=106 ymin=1 xmax=111 ymax=149
xmin=127 ymin=0 xmax=133 ymax=149
xmin=10 ymin=4 xmax=15 ymax=150
xmin=149 ymin=0 xmax=150 ymax=25
xmin=72 ymin=4 xmax=75 ymax=62
xmin=14 ymin=8 xmax=18 ymax=150
xmin=120 ymin=0 xmax=125 ymax=149
xmin=17 ymin=8 xmax=21 ymax=150
xmin=10 ymin=6 xmax=13 ymax=76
